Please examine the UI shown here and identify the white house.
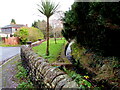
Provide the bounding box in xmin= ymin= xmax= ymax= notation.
xmin=0 ymin=24 xmax=26 ymax=37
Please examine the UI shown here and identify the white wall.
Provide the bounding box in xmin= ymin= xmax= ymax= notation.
xmin=0 ymin=33 xmax=10 ymax=37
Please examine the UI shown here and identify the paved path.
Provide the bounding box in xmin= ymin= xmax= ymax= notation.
xmin=0 ymin=54 xmax=21 ymax=88
xmin=0 ymin=47 xmax=20 ymax=61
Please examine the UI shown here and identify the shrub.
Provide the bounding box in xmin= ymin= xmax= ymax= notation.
xmin=14 ymin=27 xmax=44 ymax=44
xmin=28 ymin=27 xmax=44 ymax=42
xmin=14 ymin=28 xmax=28 ymax=44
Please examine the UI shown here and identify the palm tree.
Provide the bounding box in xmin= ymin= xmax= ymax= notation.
xmin=37 ymin=0 xmax=59 ymax=56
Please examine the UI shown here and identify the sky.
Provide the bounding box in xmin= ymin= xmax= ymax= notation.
xmin=0 ymin=0 xmax=74 ymax=27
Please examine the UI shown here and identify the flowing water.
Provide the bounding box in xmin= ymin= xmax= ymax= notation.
xmin=65 ymin=41 xmax=76 ymax=64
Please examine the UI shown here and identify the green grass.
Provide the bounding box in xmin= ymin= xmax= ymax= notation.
xmin=32 ymin=38 xmax=66 ymax=63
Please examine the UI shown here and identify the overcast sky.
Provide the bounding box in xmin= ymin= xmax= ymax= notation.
xmin=0 ymin=0 xmax=74 ymax=27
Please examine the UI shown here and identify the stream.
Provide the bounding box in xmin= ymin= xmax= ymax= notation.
xmin=65 ymin=41 xmax=76 ymax=64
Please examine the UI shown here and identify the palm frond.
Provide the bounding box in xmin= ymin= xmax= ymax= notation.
xmin=37 ymin=0 xmax=59 ymax=18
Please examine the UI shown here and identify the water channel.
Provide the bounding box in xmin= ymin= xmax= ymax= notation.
xmin=65 ymin=41 xmax=77 ymax=64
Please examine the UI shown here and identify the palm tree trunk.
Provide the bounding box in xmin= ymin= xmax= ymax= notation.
xmin=46 ymin=17 xmax=49 ymax=56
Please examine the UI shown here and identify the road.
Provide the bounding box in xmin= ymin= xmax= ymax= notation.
xmin=0 ymin=47 xmax=20 ymax=61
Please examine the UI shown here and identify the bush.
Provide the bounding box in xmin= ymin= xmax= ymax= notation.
xmin=14 ymin=27 xmax=44 ymax=44
xmin=14 ymin=28 xmax=28 ymax=44
xmin=28 ymin=27 xmax=44 ymax=42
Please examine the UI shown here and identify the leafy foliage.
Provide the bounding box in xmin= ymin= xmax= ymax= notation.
xmin=14 ymin=27 xmax=44 ymax=44
xmin=17 ymin=81 xmax=33 ymax=88
xmin=16 ymin=62 xmax=34 ymax=88
xmin=15 ymin=65 xmax=27 ymax=79
xmin=14 ymin=27 xmax=28 ymax=44
xmin=28 ymin=27 xmax=44 ymax=42
xmin=11 ymin=19 xmax=16 ymax=24
xmin=32 ymin=20 xmax=54 ymax=38
xmin=37 ymin=0 xmax=59 ymax=18
xmin=32 ymin=21 xmax=38 ymax=28
xmin=63 ymin=67 xmax=92 ymax=89
xmin=62 ymin=2 xmax=120 ymax=56
xmin=71 ymin=42 xmax=120 ymax=89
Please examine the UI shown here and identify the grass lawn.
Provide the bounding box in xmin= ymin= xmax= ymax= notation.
xmin=32 ymin=38 xmax=66 ymax=63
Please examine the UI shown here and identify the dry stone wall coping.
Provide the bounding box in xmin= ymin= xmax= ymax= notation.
xmin=21 ymin=45 xmax=79 ymax=89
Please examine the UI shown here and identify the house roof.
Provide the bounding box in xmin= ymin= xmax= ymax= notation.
xmin=1 ymin=24 xmax=25 ymax=29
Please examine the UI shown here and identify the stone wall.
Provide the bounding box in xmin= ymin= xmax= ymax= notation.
xmin=21 ymin=46 xmax=79 ymax=89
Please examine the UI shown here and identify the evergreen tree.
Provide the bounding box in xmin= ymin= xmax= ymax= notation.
xmin=62 ymin=2 xmax=120 ymax=56
xmin=11 ymin=19 xmax=16 ymax=24
xmin=32 ymin=21 xmax=38 ymax=28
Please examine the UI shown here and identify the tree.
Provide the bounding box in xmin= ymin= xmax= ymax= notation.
xmin=32 ymin=20 xmax=53 ymax=39
xmin=37 ymin=20 xmax=47 ymax=38
xmin=37 ymin=0 xmax=59 ymax=56
xmin=32 ymin=21 xmax=38 ymax=28
xmin=50 ymin=19 xmax=63 ymax=44
xmin=11 ymin=19 xmax=16 ymax=24
xmin=62 ymin=2 xmax=120 ymax=56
